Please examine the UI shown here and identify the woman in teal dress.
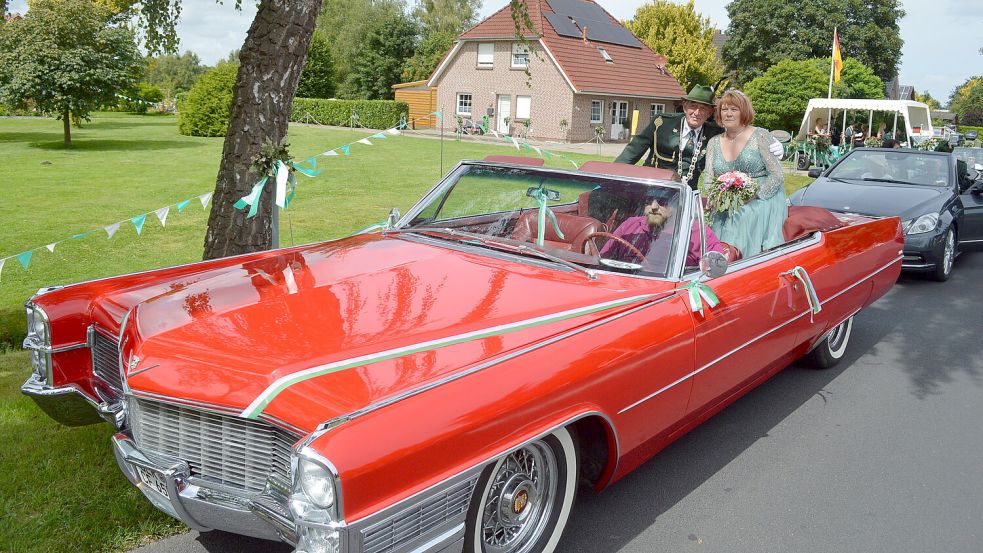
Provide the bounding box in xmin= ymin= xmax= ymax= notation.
xmin=701 ymin=89 xmax=787 ymax=257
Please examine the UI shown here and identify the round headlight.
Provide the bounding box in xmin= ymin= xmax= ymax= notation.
xmin=299 ymin=458 xmax=335 ymax=508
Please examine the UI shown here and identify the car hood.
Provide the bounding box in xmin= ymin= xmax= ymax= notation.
xmin=797 ymin=178 xmax=949 ymax=220
xmin=120 ymin=234 xmax=669 ymax=431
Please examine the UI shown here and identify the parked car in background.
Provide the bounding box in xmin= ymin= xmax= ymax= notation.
xmin=22 ymin=161 xmax=903 ymax=553
xmin=791 ymin=148 xmax=983 ymax=281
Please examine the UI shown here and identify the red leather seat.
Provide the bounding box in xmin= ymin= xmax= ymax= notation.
xmin=783 ymin=206 xmax=845 ymax=241
xmin=578 ymin=161 xmax=678 ymax=181
xmin=511 ymin=211 xmax=605 ymax=253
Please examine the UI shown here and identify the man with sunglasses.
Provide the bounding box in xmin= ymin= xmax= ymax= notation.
xmin=616 ymin=84 xmax=783 ymax=190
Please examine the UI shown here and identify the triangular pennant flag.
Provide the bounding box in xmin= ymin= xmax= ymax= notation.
xmin=568 ymin=159 xmax=579 ymax=168
xmin=305 ymin=156 xmax=318 ymax=167
xmin=522 ymin=142 xmax=532 ymax=151
xmin=433 ymin=111 xmax=442 ymax=119
xmin=322 ymin=150 xmax=339 ymax=156
xmin=199 ymin=192 xmax=213 ymax=208
xmin=509 ymin=136 xmax=521 ymax=151
xmin=131 ymin=214 xmax=147 ymax=235
xmin=341 ymin=145 xmax=350 ymax=156
xmin=16 ymin=251 xmax=33 ymax=270
xmin=45 ymin=243 xmax=56 ymax=253
xmin=543 ymin=150 xmax=553 ymax=159
xmin=489 ymin=129 xmax=500 ymax=138
xmin=72 ymin=233 xmax=88 ymax=239
xmin=176 ymin=200 xmax=191 ymax=213
xmin=105 ymin=223 xmax=121 ymax=239
xmin=531 ymin=145 xmax=542 ymax=155
xmin=372 ymin=133 xmax=386 ymax=139
xmin=0 ymin=258 xmax=5 ymax=283
xmin=155 ymin=206 xmax=170 ymax=227
xmin=357 ymin=138 xmax=373 ymax=146
xmin=387 ymin=128 xmax=401 ymax=136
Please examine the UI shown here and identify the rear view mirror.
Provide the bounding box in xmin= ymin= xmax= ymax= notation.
xmin=700 ymin=251 xmax=728 ymax=279
xmin=527 ymin=187 xmax=561 ymax=201
xmin=807 ymin=168 xmax=823 ymax=178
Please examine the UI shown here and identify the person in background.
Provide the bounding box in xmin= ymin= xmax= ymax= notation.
xmin=882 ymin=139 xmax=902 ymax=149
xmin=853 ymin=124 xmax=868 ymax=148
xmin=876 ymin=122 xmax=887 ymax=140
xmin=701 ymin=89 xmax=787 ymax=257
xmin=813 ymin=118 xmax=829 ymax=137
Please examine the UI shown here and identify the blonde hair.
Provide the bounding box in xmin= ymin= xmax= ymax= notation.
xmin=715 ymin=89 xmax=755 ymax=126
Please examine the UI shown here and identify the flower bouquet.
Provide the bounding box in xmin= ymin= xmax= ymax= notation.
xmin=704 ymin=170 xmax=758 ymax=218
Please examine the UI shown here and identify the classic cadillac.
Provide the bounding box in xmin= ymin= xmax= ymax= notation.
xmin=22 ymin=160 xmax=903 ymax=553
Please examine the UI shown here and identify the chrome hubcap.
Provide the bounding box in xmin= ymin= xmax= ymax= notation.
xmin=943 ymin=230 xmax=954 ymax=275
xmin=481 ymin=443 xmax=557 ymax=553
xmin=828 ymin=322 xmax=847 ymax=351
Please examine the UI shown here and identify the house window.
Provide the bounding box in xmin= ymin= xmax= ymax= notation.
xmin=511 ymin=43 xmax=530 ymax=68
xmin=477 ymin=43 xmax=494 ymax=68
xmin=590 ymin=100 xmax=603 ymax=123
xmin=598 ymin=47 xmax=613 ymax=63
xmin=516 ymin=96 xmax=531 ymax=120
xmin=457 ymin=93 xmax=472 ymax=116
xmin=650 ymin=103 xmax=665 ymax=118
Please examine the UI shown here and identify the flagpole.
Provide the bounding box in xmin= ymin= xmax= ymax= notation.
xmin=828 ymin=27 xmax=836 ymax=100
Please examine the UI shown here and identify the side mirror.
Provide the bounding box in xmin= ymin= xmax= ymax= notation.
xmin=807 ymin=168 xmax=823 ymax=178
xmin=387 ymin=207 xmax=401 ymax=228
xmin=700 ymin=250 xmax=728 ymax=279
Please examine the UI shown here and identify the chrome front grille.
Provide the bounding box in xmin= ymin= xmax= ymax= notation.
xmin=362 ymin=477 xmax=477 ymax=553
xmin=131 ymin=397 xmax=298 ymax=493
xmin=91 ymin=330 xmax=123 ymax=393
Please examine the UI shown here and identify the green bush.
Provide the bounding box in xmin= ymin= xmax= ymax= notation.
xmin=178 ymin=62 xmax=238 ymax=137
xmin=291 ymin=98 xmax=408 ymax=129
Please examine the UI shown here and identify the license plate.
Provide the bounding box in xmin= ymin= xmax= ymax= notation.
xmin=135 ymin=465 xmax=170 ymax=499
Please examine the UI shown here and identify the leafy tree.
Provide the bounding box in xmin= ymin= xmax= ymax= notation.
xmin=401 ymin=30 xmax=454 ymax=81
xmin=345 ymin=11 xmax=418 ymax=99
xmin=914 ymin=91 xmax=941 ymax=110
xmin=178 ymin=62 xmax=238 ymax=136
xmin=722 ymin=0 xmax=904 ymax=85
xmin=0 ymin=0 xmax=142 ymax=146
xmin=296 ymin=30 xmax=336 ymax=98
xmin=626 ymin=0 xmax=723 ymax=92
xmin=745 ymin=57 xmax=883 ymax=132
xmin=963 ymin=107 xmax=983 ymax=127
xmin=411 ymin=0 xmax=480 ymax=35
xmin=145 ymin=51 xmax=207 ymax=96
xmin=948 ymin=76 xmax=983 ymax=120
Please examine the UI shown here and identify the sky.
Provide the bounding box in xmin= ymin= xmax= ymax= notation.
xmin=7 ymin=0 xmax=980 ymax=103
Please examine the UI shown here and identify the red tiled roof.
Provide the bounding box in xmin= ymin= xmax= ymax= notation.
xmin=458 ymin=0 xmax=684 ymax=98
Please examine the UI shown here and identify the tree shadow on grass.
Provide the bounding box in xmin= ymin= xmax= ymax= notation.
xmin=28 ymin=139 xmax=206 ymax=152
xmin=0 ymin=131 xmax=65 ymax=143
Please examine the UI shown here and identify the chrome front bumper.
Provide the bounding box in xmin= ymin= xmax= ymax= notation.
xmin=21 ymin=374 xmax=107 ymax=426
xmin=112 ymin=432 xmax=297 ymax=543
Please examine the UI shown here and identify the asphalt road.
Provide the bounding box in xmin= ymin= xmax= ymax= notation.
xmin=133 ymin=249 xmax=983 ymax=553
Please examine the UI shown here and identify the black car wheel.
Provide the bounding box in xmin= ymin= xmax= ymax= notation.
xmin=464 ymin=427 xmax=578 ymax=553
xmin=930 ymin=227 xmax=956 ymax=282
xmin=807 ymin=316 xmax=853 ymax=369
xmin=796 ymin=152 xmax=811 ymax=171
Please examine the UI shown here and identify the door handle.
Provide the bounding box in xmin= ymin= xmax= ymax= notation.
xmin=780 ymin=266 xmax=822 ymax=321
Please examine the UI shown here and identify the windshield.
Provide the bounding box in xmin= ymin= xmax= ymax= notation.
xmin=828 ymin=150 xmax=951 ymax=187
xmin=399 ymin=163 xmax=686 ymax=278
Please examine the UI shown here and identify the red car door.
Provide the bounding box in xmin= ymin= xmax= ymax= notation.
xmin=685 ymin=253 xmax=801 ymax=415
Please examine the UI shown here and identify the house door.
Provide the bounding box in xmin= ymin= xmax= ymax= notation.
xmin=610 ymin=101 xmax=628 ymax=140
xmin=497 ymin=95 xmax=511 ymax=134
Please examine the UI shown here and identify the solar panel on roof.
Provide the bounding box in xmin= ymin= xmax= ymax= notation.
xmin=544 ymin=12 xmax=582 ymax=39
xmin=545 ymin=0 xmax=641 ymax=48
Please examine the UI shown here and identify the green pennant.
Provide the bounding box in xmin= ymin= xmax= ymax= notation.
xmin=176 ymin=200 xmax=191 ymax=212
xmin=131 ymin=214 xmax=147 ymax=235
xmin=16 ymin=251 xmax=33 ymax=270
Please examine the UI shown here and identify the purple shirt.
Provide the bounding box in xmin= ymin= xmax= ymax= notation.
xmin=600 ymin=217 xmax=724 ymax=267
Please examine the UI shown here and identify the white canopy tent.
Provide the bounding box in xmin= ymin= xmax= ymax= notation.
xmin=796 ymin=99 xmax=933 ymax=145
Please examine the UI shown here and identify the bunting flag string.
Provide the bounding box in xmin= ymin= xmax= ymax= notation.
xmin=2 ymin=110 xmax=585 ymax=286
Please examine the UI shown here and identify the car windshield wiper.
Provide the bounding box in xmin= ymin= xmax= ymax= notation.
xmin=385 ymin=226 xmax=598 ymax=280
xmin=860 ymin=177 xmax=925 ymax=186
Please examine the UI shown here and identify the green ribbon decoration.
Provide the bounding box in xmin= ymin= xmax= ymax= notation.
xmin=789 ymin=266 xmax=822 ymax=320
xmin=234 ymin=159 xmax=309 ymax=219
xmin=234 ymin=176 xmax=269 ymax=218
xmin=528 ymin=186 xmax=564 ymax=247
xmin=352 ymin=218 xmax=390 ymax=235
xmin=678 ymin=280 xmax=719 ymax=316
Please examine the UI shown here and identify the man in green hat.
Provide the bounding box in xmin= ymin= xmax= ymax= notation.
xmin=615 ymin=84 xmax=783 ymax=189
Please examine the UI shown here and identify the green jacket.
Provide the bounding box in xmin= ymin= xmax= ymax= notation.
xmin=614 ymin=113 xmax=723 ymax=189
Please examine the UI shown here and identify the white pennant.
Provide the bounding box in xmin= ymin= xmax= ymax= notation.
xmin=275 ymin=160 xmax=289 ymax=209
xmin=322 ymin=150 xmax=339 ymax=156
xmin=489 ymin=129 xmax=500 ymax=138
xmin=0 ymin=258 xmax=5 ymax=283
xmin=357 ymin=138 xmax=373 ymax=146
xmin=387 ymin=127 xmax=401 ymax=135
xmin=531 ymin=145 xmax=542 ymax=155
xmin=155 ymin=206 xmax=170 ymax=227
xmin=45 ymin=243 xmax=56 ymax=253
xmin=199 ymin=192 xmax=213 ymax=208
xmin=105 ymin=223 xmax=121 ymax=239
xmin=509 ymin=136 xmax=520 ymax=150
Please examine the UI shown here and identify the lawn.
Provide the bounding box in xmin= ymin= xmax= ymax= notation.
xmin=0 ymin=113 xmax=812 ymax=552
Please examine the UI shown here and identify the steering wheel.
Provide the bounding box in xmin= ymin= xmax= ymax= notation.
xmin=582 ymin=231 xmax=645 ymax=262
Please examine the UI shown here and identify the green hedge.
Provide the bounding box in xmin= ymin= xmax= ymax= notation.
xmin=178 ymin=63 xmax=238 ymax=137
xmin=291 ymin=98 xmax=408 ymax=129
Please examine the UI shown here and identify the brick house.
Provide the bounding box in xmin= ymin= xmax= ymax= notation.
xmin=427 ymin=0 xmax=685 ymax=142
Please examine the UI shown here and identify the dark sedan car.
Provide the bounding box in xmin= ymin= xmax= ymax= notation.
xmin=790 ymin=148 xmax=983 ymax=281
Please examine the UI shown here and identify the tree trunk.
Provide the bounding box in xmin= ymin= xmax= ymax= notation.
xmin=202 ymin=0 xmax=322 ymax=260
xmin=62 ymin=108 xmax=72 ymax=147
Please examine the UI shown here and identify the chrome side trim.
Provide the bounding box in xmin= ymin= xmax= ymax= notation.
xmin=618 ymin=255 xmax=902 ymax=414
xmin=310 ymin=294 xmax=675 ymax=438
xmin=901 ymin=262 xmax=933 ymax=269
xmin=958 ymin=238 xmax=983 ymax=244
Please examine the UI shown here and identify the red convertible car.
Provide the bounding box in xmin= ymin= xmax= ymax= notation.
xmin=22 ymin=161 xmax=902 ymax=553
